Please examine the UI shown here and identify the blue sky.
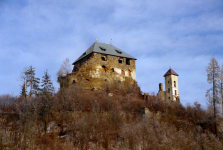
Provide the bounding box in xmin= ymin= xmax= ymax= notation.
xmin=1 ymin=0 xmax=223 ymax=107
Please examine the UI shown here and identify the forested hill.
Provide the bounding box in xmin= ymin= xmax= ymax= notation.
xmin=0 ymin=83 xmax=223 ymax=149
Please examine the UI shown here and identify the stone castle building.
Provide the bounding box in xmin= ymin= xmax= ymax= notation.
xmin=64 ymin=42 xmax=137 ymax=90
xmin=158 ymin=68 xmax=180 ymax=103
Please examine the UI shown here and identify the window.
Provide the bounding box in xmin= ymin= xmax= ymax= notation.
xmin=121 ymin=70 xmax=125 ymax=75
xmin=99 ymin=46 xmax=106 ymax=51
xmin=168 ymin=97 xmax=170 ymax=100
xmin=175 ymin=90 xmax=177 ymax=95
xmin=174 ymin=81 xmax=176 ymax=87
xmin=128 ymin=70 xmax=131 ymax=76
xmin=115 ymin=49 xmax=122 ymax=54
xmin=111 ymin=68 xmax=114 ymax=72
xmin=101 ymin=55 xmax=107 ymax=61
xmin=168 ymin=88 xmax=170 ymax=93
xmin=126 ymin=58 xmax=130 ymax=65
xmin=102 ymin=65 xmax=106 ymax=72
xmin=72 ymin=80 xmax=76 ymax=84
xmin=86 ymin=78 xmax=90 ymax=81
xmin=118 ymin=59 xmax=123 ymax=63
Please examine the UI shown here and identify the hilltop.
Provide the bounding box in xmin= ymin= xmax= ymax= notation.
xmin=0 ymin=83 xmax=223 ymax=149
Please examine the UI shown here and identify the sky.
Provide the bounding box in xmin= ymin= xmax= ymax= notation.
xmin=0 ymin=0 xmax=223 ymax=108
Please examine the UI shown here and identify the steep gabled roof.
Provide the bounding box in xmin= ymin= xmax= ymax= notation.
xmin=163 ymin=68 xmax=179 ymax=77
xmin=73 ymin=42 xmax=136 ymax=65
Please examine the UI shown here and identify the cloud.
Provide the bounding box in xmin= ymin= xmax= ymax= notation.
xmin=1 ymin=0 xmax=223 ymax=108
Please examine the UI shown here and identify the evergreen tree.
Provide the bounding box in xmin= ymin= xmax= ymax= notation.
xmin=24 ymin=66 xmax=40 ymax=98
xmin=41 ymin=69 xmax=54 ymax=94
xmin=206 ymin=58 xmax=221 ymax=135
xmin=20 ymin=82 xmax=27 ymax=98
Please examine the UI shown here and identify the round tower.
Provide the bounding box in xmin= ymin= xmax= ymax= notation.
xmin=164 ymin=68 xmax=180 ymax=102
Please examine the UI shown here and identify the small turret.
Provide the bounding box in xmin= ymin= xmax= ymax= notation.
xmin=164 ymin=68 xmax=180 ymax=102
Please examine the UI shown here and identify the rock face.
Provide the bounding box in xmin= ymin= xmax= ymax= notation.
xmin=63 ymin=42 xmax=137 ymax=90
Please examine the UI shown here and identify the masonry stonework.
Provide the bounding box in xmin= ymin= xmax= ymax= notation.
xmin=158 ymin=68 xmax=180 ymax=103
xmin=64 ymin=42 xmax=137 ymax=90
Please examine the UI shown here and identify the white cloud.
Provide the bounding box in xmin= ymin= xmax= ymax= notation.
xmin=1 ymin=0 xmax=223 ymax=108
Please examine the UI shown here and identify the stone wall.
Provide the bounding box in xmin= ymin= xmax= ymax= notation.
xmin=165 ymin=75 xmax=179 ymax=101
xmin=68 ymin=52 xmax=136 ymax=90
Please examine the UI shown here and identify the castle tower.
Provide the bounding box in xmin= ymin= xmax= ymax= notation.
xmin=164 ymin=68 xmax=180 ymax=102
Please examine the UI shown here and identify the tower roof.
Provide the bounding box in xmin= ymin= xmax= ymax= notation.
xmin=163 ymin=68 xmax=179 ymax=77
xmin=73 ymin=42 xmax=136 ymax=65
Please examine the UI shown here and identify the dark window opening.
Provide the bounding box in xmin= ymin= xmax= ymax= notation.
xmin=168 ymin=81 xmax=169 ymax=83
xmin=99 ymin=47 xmax=106 ymax=51
xmin=115 ymin=49 xmax=122 ymax=54
xmin=105 ymin=79 xmax=107 ymax=81
xmin=111 ymin=68 xmax=114 ymax=72
xmin=175 ymin=90 xmax=177 ymax=95
xmin=126 ymin=58 xmax=130 ymax=65
xmin=119 ymin=59 xmax=123 ymax=63
xmin=72 ymin=80 xmax=76 ymax=84
xmin=101 ymin=56 xmax=107 ymax=61
xmin=168 ymin=97 xmax=170 ymax=100
xmin=121 ymin=70 xmax=125 ymax=75
xmin=86 ymin=78 xmax=90 ymax=81
xmin=102 ymin=65 xmax=106 ymax=72
xmin=174 ymin=81 xmax=176 ymax=87
xmin=168 ymin=88 xmax=170 ymax=93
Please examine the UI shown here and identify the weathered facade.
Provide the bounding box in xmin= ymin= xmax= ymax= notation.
xmin=158 ymin=68 xmax=180 ymax=103
xmin=66 ymin=42 xmax=137 ymax=90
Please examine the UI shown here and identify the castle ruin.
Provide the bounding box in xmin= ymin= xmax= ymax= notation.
xmin=158 ymin=68 xmax=180 ymax=103
xmin=63 ymin=42 xmax=137 ymax=90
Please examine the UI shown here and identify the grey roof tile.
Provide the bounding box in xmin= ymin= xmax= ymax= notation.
xmin=73 ymin=42 xmax=136 ymax=65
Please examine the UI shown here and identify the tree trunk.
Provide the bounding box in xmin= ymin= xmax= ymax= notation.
xmin=213 ymin=69 xmax=217 ymax=136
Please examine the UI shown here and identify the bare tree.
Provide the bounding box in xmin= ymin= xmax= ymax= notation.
xmin=220 ymin=65 xmax=223 ymax=114
xmin=57 ymin=58 xmax=71 ymax=79
xmin=57 ymin=58 xmax=71 ymax=89
xmin=206 ymin=58 xmax=221 ymax=135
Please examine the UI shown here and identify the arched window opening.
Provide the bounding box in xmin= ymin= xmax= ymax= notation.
xmin=174 ymin=81 xmax=176 ymax=87
xmin=102 ymin=65 xmax=106 ymax=72
xmin=72 ymin=80 xmax=76 ymax=84
xmin=101 ymin=55 xmax=107 ymax=61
